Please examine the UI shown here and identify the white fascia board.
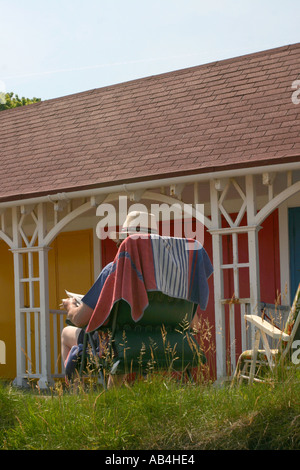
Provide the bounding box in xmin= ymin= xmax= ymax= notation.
xmin=0 ymin=160 xmax=300 ymax=209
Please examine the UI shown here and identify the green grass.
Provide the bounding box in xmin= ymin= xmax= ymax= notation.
xmin=1 ymin=369 xmax=300 ymax=450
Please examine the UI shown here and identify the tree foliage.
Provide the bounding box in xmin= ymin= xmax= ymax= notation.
xmin=0 ymin=92 xmax=41 ymax=111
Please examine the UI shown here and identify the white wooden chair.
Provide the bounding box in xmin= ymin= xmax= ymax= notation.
xmin=233 ymin=283 xmax=300 ymax=385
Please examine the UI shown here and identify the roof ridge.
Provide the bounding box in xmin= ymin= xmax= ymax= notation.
xmin=38 ymin=42 xmax=300 ymax=102
xmin=1 ymin=41 xmax=299 ymax=202
xmin=1 ymin=42 xmax=299 ymax=117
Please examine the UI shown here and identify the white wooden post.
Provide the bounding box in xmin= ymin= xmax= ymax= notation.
xmin=246 ymin=174 xmax=261 ymax=344
xmin=37 ymin=203 xmax=53 ymax=388
xmin=210 ymin=180 xmax=226 ymax=379
xmin=38 ymin=246 xmax=52 ymax=388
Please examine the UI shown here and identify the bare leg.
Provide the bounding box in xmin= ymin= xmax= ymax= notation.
xmin=61 ymin=325 xmax=82 ymax=363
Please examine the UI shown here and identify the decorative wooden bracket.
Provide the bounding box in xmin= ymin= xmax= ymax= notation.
xmin=170 ymin=183 xmax=185 ymax=199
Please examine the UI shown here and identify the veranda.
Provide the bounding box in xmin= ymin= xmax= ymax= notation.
xmin=1 ymin=162 xmax=299 ymax=387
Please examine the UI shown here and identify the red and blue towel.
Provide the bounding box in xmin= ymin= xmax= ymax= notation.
xmin=86 ymin=234 xmax=213 ymax=333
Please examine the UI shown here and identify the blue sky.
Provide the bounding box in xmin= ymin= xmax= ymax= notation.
xmin=1 ymin=0 xmax=299 ymax=101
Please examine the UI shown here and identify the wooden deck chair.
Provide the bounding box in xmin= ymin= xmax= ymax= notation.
xmin=233 ymin=283 xmax=300 ymax=385
xmin=76 ymin=291 xmax=206 ymax=388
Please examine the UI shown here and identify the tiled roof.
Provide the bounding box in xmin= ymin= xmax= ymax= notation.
xmin=0 ymin=43 xmax=299 ymax=202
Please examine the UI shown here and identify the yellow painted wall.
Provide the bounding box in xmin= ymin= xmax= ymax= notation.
xmin=0 ymin=229 xmax=94 ymax=380
xmin=48 ymin=229 xmax=94 ymax=311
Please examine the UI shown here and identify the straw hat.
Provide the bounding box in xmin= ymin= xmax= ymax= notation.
xmin=110 ymin=210 xmax=158 ymax=240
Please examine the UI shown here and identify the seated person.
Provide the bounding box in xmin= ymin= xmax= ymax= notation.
xmin=61 ymin=259 xmax=114 ymax=363
xmin=61 ymin=210 xmax=158 ymax=364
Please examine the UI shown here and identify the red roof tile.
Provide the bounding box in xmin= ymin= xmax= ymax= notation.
xmin=0 ymin=43 xmax=300 ymax=202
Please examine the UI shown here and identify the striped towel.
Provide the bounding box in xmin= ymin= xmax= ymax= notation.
xmin=151 ymin=235 xmax=189 ymax=299
xmin=150 ymin=235 xmax=213 ymax=310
